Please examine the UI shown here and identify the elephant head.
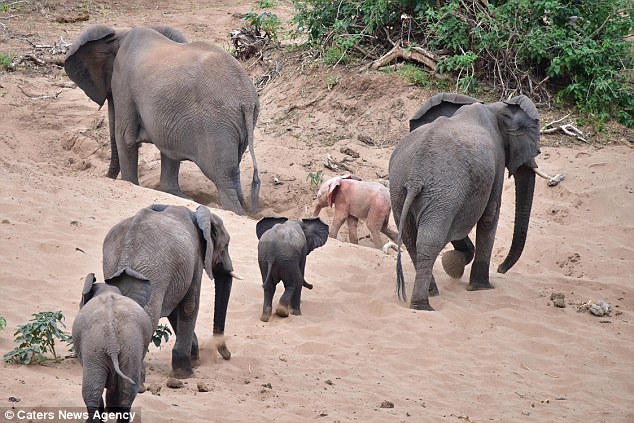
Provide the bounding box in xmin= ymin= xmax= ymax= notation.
xmin=256 ymin=217 xmax=329 ymax=255
xmin=65 ymin=25 xmax=187 ymax=108
xmin=313 ymin=174 xmax=362 ymax=215
xmin=64 ymin=25 xmax=187 ymax=178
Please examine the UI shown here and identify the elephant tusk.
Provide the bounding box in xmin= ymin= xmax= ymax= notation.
xmin=229 ymin=271 xmax=245 ymax=280
xmin=532 ymin=167 xmax=565 ymax=186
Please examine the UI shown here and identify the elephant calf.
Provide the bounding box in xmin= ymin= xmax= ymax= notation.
xmin=73 ymin=273 xmax=153 ymax=422
xmin=313 ymin=174 xmax=398 ymax=251
xmin=256 ymin=217 xmax=329 ymax=322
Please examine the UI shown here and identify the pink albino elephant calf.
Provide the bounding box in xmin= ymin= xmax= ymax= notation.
xmin=313 ymin=174 xmax=398 ymax=251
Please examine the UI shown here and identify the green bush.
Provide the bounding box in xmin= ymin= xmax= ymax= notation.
xmin=3 ymin=311 xmax=72 ymax=364
xmin=244 ymin=11 xmax=283 ymax=42
xmin=291 ymin=0 xmax=634 ymax=127
xmin=0 ymin=53 xmax=12 ymax=70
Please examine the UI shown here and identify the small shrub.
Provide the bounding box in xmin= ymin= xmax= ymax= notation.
xmin=3 ymin=311 xmax=72 ymax=364
xmin=0 ymin=316 xmax=6 ymax=331
xmin=0 ymin=53 xmax=12 ymax=70
xmin=243 ymin=11 xmax=283 ymax=42
xmin=326 ymin=75 xmax=340 ymax=89
xmin=150 ymin=323 xmax=172 ymax=350
xmin=307 ymin=171 xmax=324 ymax=188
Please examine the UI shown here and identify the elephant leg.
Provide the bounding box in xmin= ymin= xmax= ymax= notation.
xmin=347 ymin=216 xmax=360 ymax=244
xmin=168 ymin=286 xmax=199 ymax=378
xmin=380 ymin=220 xmax=399 ymax=244
xmin=442 ymin=236 xmax=475 ymax=279
xmin=410 ymin=225 xmax=446 ymax=310
xmin=330 ymin=207 xmax=347 ymax=240
xmin=115 ymin=112 xmax=140 ymax=185
xmin=290 ymin=283 xmax=303 ymax=316
xmin=197 ymin=145 xmax=245 ymax=214
xmin=159 ymin=154 xmax=189 ymax=199
xmin=167 ymin=314 xmax=199 ymax=365
xmin=366 ymin=209 xmax=389 ymax=248
xmin=82 ymin=364 xmax=106 ymax=422
xmin=261 ymin=278 xmax=278 ymax=323
xmin=106 ymin=97 xmax=120 ymax=179
xmin=467 ymin=200 xmax=500 ymax=291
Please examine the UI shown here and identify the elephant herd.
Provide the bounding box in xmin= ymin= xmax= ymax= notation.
xmin=64 ymin=25 xmax=544 ymax=422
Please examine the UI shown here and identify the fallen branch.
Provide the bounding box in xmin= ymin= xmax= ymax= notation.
xmin=18 ymin=85 xmax=63 ymax=100
xmin=322 ymin=154 xmax=353 ymax=172
xmin=11 ymin=53 xmax=46 ymax=68
xmin=540 ymin=115 xmax=587 ymax=143
xmin=362 ymin=41 xmax=438 ymax=72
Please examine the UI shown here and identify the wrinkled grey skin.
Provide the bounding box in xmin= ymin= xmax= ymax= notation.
xmin=390 ymin=93 xmax=540 ymax=311
xmin=313 ymin=175 xmax=398 ymax=249
xmin=65 ymin=25 xmax=260 ymax=215
xmin=102 ymin=204 xmax=237 ymax=378
xmin=73 ymin=274 xmax=153 ymax=423
xmin=256 ymin=217 xmax=329 ymax=322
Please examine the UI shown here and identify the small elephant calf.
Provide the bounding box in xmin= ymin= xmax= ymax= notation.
xmin=313 ymin=174 xmax=398 ymax=251
xmin=73 ymin=273 xmax=153 ymax=422
xmin=256 ymin=217 xmax=329 ymax=322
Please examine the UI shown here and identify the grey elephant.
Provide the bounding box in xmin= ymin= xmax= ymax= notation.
xmin=65 ymin=25 xmax=260 ymax=215
xmin=102 ymin=204 xmax=242 ymax=378
xmin=73 ymin=273 xmax=152 ymax=422
xmin=255 ymin=217 xmax=329 ymax=322
xmin=389 ymin=92 xmax=542 ymax=311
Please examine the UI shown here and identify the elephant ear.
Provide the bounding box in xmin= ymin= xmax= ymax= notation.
xmin=195 ymin=206 xmax=234 ymax=278
xmin=301 ymin=217 xmax=329 ymax=254
xmin=149 ymin=25 xmax=188 ymax=43
xmin=65 ymin=25 xmax=127 ymax=107
xmin=105 ymin=268 xmax=151 ymax=308
xmin=501 ymin=95 xmax=541 ymax=176
xmin=80 ymin=273 xmax=98 ymax=308
xmin=409 ymin=92 xmax=482 ymax=131
xmin=256 ymin=217 xmax=288 ymax=240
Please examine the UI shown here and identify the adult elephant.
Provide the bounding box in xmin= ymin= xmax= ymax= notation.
xmin=389 ymin=93 xmax=541 ymax=311
xmin=65 ymin=25 xmax=260 ymax=215
xmin=102 ymin=204 xmax=242 ymax=378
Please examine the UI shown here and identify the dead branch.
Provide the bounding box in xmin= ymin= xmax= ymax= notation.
xmin=18 ymin=85 xmax=63 ymax=100
xmin=541 ymin=121 xmax=587 ymax=143
xmin=363 ymin=41 xmax=438 ymax=72
xmin=322 ymin=154 xmax=353 ymax=172
xmin=12 ymin=53 xmax=46 ymax=68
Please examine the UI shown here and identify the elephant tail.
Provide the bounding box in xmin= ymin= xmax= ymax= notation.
xmin=244 ymin=104 xmax=260 ymax=214
xmin=262 ymin=261 xmax=273 ymax=288
xmin=395 ymin=183 xmax=421 ymax=303
xmin=109 ymin=352 xmax=137 ymax=386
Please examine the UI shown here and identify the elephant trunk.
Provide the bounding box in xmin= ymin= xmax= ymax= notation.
xmin=497 ymin=165 xmax=535 ymax=274
xmin=312 ymin=202 xmax=322 ymax=217
xmin=106 ymin=96 xmax=120 ymax=179
xmin=212 ymin=272 xmax=232 ymax=336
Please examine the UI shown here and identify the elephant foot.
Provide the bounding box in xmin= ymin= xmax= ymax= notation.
xmin=291 ymin=307 xmax=302 ymax=316
xmin=216 ymin=342 xmax=231 ymax=360
xmin=428 ymin=283 xmax=440 ymax=297
xmin=410 ymin=300 xmax=434 ymax=311
xmin=276 ymin=303 xmax=290 ymax=317
xmin=466 ymin=281 xmax=495 ymax=291
xmin=260 ymin=309 xmax=272 ymax=322
xmin=441 ymin=250 xmax=468 ymax=279
xmin=170 ymin=367 xmax=194 ymax=379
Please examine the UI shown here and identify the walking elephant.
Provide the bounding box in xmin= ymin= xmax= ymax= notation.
xmin=73 ymin=273 xmax=153 ymax=422
xmin=389 ymin=93 xmax=542 ymax=310
xmin=102 ymin=204 xmax=242 ymax=378
xmin=313 ymin=174 xmax=398 ymax=251
xmin=256 ymin=217 xmax=329 ymax=322
xmin=65 ymin=25 xmax=260 ymax=215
